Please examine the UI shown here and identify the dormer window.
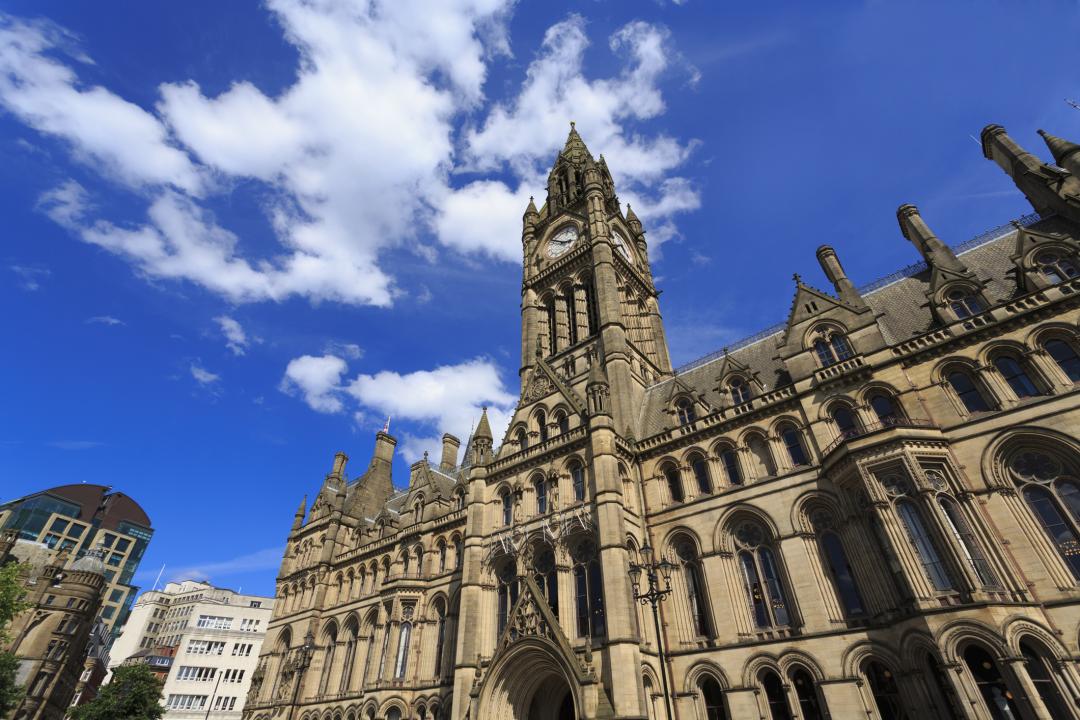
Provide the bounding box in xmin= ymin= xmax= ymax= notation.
xmin=675 ymin=398 xmax=696 ymax=425
xmin=1036 ymin=250 xmax=1079 ymax=284
xmin=945 ymin=288 xmax=984 ymax=319
xmin=813 ymin=331 xmax=854 ymax=367
xmin=729 ymin=377 xmax=751 ymax=405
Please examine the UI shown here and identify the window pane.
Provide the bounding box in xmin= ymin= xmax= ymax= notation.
xmin=865 ymin=662 xmax=908 ymax=720
xmin=832 ymin=406 xmax=857 ymax=433
xmin=761 ymin=671 xmax=793 ymax=720
xmin=721 ymin=450 xmax=742 ymax=485
xmin=782 ymin=428 xmax=808 ymax=466
xmin=993 ymin=357 xmax=1039 ymax=398
xmin=963 ymin=646 xmax=1021 ymax=720
xmin=757 ymin=548 xmax=790 ymax=626
xmin=665 ymin=465 xmax=684 ymax=502
xmin=791 ymin=669 xmax=824 ymax=720
xmin=821 ymin=533 xmax=865 ymax=616
xmin=948 ymin=371 xmax=990 ymax=412
xmin=898 ymin=502 xmax=954 ymax=591
xmin=939 ymin=499 xmax=999 ymax=588
xmin=692 ymin=457 xmax=711 ymax=494
xmin=1024 ymin=486 xmax=1080 ymax=579
xmin=1046 ymin=339 xmax=1080 ymax=382
xmin=831 ymin=334 xmax=854 ymax=361
xmin=814 ymin=339 xmax=834 ymax=367
xmin=870 ymin=394 xmax=898 ymax=423
xmin=739 ymin=552 xmax=770 ymax=628
xmin=1020 ymin=643 xmax=1071 ymax=719
xmin=572 ymin=464 xmax=586 ymax=501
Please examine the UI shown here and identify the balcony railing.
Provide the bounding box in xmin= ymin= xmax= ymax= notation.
xmin=822 ymin=417 xmax=937 ymax=457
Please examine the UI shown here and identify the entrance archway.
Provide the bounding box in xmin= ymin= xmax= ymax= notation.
xmin=478 ymin=639 xmax=580 ymax=720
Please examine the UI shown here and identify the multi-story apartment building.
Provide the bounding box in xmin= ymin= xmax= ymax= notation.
xmin=0 ymin=483 xmax=154 ymax=643
xmin=2 ymin=529 xmax=106 ymax=720
xmin=244 ymin=123 xmax=1080 ymax=720
xmin=110 ymin=580 xmax=274 ymax=718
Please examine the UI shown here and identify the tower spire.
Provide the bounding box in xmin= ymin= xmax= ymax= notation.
xmin=1039 ymin=128 xmax=1080 ymax=176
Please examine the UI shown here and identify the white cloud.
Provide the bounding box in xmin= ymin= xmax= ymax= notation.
xmin=279 ymin=354 xmax=349 ymax=413
xmin=323 ymin=341 xmax=363 ymax=360
xmin=0 ymin=15 xmax=203 ymax=193
xmin=6 ymin=4 xmax=701 ymax=307
xmin=215 ymin=315 xmax=249 ymax=356
xmin=47 ymin=440 xmax=103 ymax=450
xmin=10 ymin=264 xmax=50 ymax=290
xmin=85 ymin=315 xmax=124 ymax=326
xmin=190 ymin=363 xmax=220 ymax=385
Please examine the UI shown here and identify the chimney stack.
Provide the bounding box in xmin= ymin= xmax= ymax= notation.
xmin=897 ymin=204 xmax=967 ymax=274
xmin=374 ymin=431 xmax=397 ymax=464
xmin=815 ymin=245 xmax=866 ymax=308
xmin=440 ymin=434 xmax=460 ymax=471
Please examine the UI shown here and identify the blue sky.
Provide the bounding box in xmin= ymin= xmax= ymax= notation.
xmin=2 ymin=0 xmax=1079 ymax=596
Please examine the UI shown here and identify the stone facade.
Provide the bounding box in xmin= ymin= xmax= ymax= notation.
xmin=244 ymin=124 xmax=1080 ymax=720
xmin=2 ymin=530 xmax=106 ymax=720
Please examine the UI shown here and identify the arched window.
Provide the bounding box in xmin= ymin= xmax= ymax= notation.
xmin=1045 ymin=338 xmax=1080 ymax=381
xmin=790 ymin=668 xmax=824 ymax=720
xmin=863 ymin=661 xmax=907 ymax=720
xmin=735 ymin=521 xmax=791 ymax=629
xmin=676 ymin=398 xmax=696 ymax=425
xmin=698 ymin=676 xmax=728 ymax=720
xmin=570 ymin=461 xmax=586 ymax=502
xmin=993 ymin=355 xmax=1040 ymax=398
xmin=362 ymin=614 xmax=378 ymax=685
xmin=582 ymin=278 xmax=599 ymax=336
xmin=746 ymin=433 xmax=775 ymax=478
xmin=496 ymin=561 xmax=518 ymax=636
xmin=533 ymin=546 xmax=559 ymax=619
xmin=675 ymin=540 xmax=712 ymax=637
xmin=554 ymin=410 xmax=570 ymax=435
xmin=386 ymin=708 xmax=402 ymax=720
xmin=1020 ymin=640 xmax=1070 ymax=718
xmin=760 ymin=670 xmax=793 ymax=720
xmin=922 ymin=652 xmax=962 ymax=720
xmin=729 ymin=377 xmax=751 ymax=405
xmin=813 ymin=330 xmax=854 ymax=367
xmin=545 ymin=296 xmax=558 ymax=355
xmin=963 ymin=645 xmax=1021 ymax=720
xmin=564 ymin=285 xmax=579 ymax=346
xmin=536 ymin=410 xmax=549 ymax=443
xmin=938 ymin=497 xmax=999 ymax=588
xmin=534 ymin=476 xmax=548 ymax=515
xmin=393 ymin=608 xmax=413 ymax=679
xmin=1035 ymin=250 xmax=1079 ymax=283
xmin=454 ymin=489 xmax=465 ymax=510
xmin=690 ymin=454 xmax=712 ymax=494
xmin=1009 ymin=450 xmax=1080 ymax=579
xmin=516 ymin=428 xmax=528 ymax=451
xmin=818 ymin=529 xmax=865 ymax=617
xmin=831 ymin=333 xmax=854 ymax=362
xmin=896 ymin=500 xmax=954 ymax=591
xmin=572 ymin=540 xmax=605 ymax=638
xmin=719 ymin=448 xmax=742 ymax=486
xmin=500 ymin=490 xmax=513 ymax=527
xmin=339 ymin=622 xmax=358 ymax=693
xmin=830 ymin=403 xmax=859 ymax=434
xmin=662 ymin=462 xmax=684 ymax=503
xmin=453 ymin=536 xmax=463 ymax=569
xmin=437 ymin=541 xmax=447 ymax=574
xmin=779 ymin=423 xmax=809 ymax=466
xmin=946 ymin=368 xmax=993 ymax=413
xmin=432 ymin=599 xmax=447 ymax=678
xmin=946 ymin=288 xmax=984 ymax=319
xmin=869 ymin=392 xmax=901 ymax=425
xmin=318 ymin=625 xmax=337 ymax=695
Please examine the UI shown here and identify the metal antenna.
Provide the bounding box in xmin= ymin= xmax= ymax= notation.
xmin=1066 ymin=98 xmax=1080 ymax=111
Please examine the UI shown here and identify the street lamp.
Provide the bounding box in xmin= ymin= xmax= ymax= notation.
xmin=629 ymin=541 xmax=677 ymax=720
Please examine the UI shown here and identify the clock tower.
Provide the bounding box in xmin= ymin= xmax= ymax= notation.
xmin=518 ymin=123 xmax=672 ymax=434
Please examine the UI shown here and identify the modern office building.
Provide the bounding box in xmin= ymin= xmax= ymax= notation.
xmin=110 ymin=580 xmax=274 ymax=718
xmin=0 ymin=483 xmax=154 ymax=643
xmin=244 ymin=123 xmax=1080 ymax=720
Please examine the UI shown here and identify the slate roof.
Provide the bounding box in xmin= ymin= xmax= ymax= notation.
xmin=635 ymin=213 xmax=1057 ymax=439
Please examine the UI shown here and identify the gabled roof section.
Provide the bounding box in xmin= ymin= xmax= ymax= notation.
xmin=780 ymin=275 xmax=862 ymax=345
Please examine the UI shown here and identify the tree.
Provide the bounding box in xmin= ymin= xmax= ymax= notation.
xmin=70 ymin=664 xmax=165 ymax=720
xmin=0 ymin=561 xmax=29 ymax=716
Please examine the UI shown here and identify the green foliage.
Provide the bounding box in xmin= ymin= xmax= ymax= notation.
xmin=0 ymin=561 xmax=30 ymax=716
xmin=70 ymin=663 xmax=165 ymax=720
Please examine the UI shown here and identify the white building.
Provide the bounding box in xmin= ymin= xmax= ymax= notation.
xmin=110 ymin=580 xmax=274 ymax=718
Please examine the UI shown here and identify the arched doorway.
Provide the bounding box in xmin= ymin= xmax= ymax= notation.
xmin=478 ymin=639 xmax=580 ymax=720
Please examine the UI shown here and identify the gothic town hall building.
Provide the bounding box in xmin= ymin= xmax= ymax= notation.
xmin=243 ymin=124 xmax=1080 ymax=720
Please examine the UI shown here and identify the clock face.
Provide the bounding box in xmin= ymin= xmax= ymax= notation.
xmin=546 ymin=225 xmax=578 ymax=258
xmin=612 ymin=231 xmax=632 ymax=261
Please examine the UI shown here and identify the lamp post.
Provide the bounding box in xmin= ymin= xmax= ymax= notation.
xmin=628 ymin=542 xmax=677 ymax=720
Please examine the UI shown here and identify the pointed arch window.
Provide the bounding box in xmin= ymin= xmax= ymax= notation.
xmin=946 ymin=288 xmax=984 ymax=319
xmin=946 ymin=368 xmax=993 ymax=413
xmin=564 ymin=286 xmax=579 ymax=346
xmin=938 ymin=497 xmax=999 ymax=588
xmin=662 ymin=462 xmax=684 ymax=503
xmin=453 ymin=536 xmax=463 ymax=570
xmin=896 ymin=500 xmax=954 ymax=591
xmin=735 ymin=522 xmax=791 ymax=629
xmin=790 ymin=668 xmax=824 ymax=720
xmin=864 ymin=661 xmax=908 ymax=720
xmin=818 ymin=527 xmax=865 ymax=617
xmin=779 ymin=423 xmax=809 ymax=466
xmin=869 ymin=392 xmax=901 ymax=424
xmin=496 ymin=561 xmax=518 ymax=636
xmin=729 ymin=377 xmax=751 ymax=405
xmin=814 ymin=330 xmax=854 ymax=367
xmin=1035 ymin=250 xmax=1079 ymax=283
xmin=1045 ymin=338 xmax=1080 ymax=381
xmin=516 ymin=428 xmax=528 ymax=451
xmin=362 ymin=617 xmax=378 ymax=685
xmin=675 ymin=540 xmax=712 ymax=637
xmin=760 ymin=670 xmax=793 ymax=720
xmin=993 ymin=355 xmax=1040 ymax=398
xmin=545 ymin=297 xmax=558 ymax=355
xmin=675 ymin=398 xmax=696 ymax=425
xmin=500 ymin=490 xmax=513 ymax=527
xmin=963 ymin=645 xmax=1021 ymax=720
xmin=535 ymin=477 xmax=548 ymax=514
xmin=1010 ymin=451 xmax=1080 ymax=579
xmin=393 ymin=614 xmax=412 ymax=680
xmin=1020 ymin=640 xmax=1071 ymax=718
xmin=830 ymin=404 xmax=859 ymax=434
xmin=572 ymin=541 xmax=605 ymax=638
xmin=570 ymin=461 xmax=586 ymax=502
xmin=720 ymin=448 xmax=743 ymax=486
xmin=690 ymin=454 xmax=712 ymax=494
xmin=433 ymin=600 xmax=447 ymax=678
xmin=698 ymin=676 xmax=728 ymax=720
xmin=533 ymin=546 xmax=559 ymax=619
xmin=582 ymin=277 xmax=599 ymax=336
xmin=536 ymin=410 xmax=549 ymax=443
xmin=554 ymin=410 xmax=570 ymax=435
xmin=437 ymin=541 xmax=447 ymax=574
xmin=318 ymin=626 xmax=337 ymax=695
xmin=339 ymin=623 xmax=358 ymax=693
xmin=922 ymin=653 xmax=962 ymax=720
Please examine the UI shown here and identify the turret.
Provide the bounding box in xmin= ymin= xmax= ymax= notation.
xmin=471 ymin=408 xmax=493 ymax=466
xmin=1039 ymin=129 xmax=1080 ymax=177
xmin=292 ymin=495 xmax=307 ymax=531
xmin=815 ymin=245 xmax=867 ymax=308
xmin=980 ymin=124 xmax=1080 ymax=220
xmin=897 ymin=204 xmax=968 ymax=274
